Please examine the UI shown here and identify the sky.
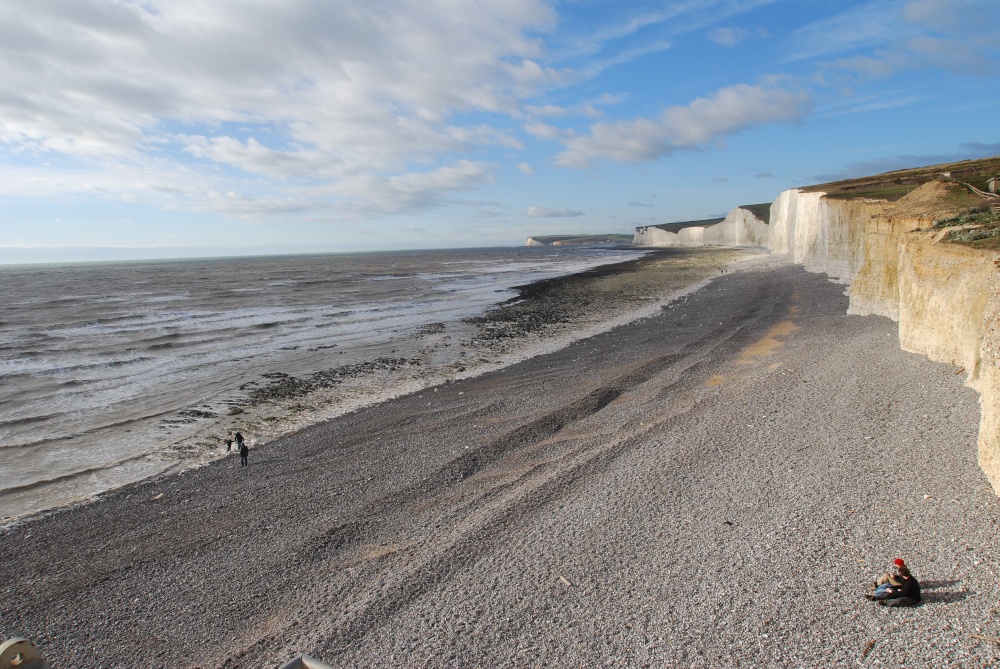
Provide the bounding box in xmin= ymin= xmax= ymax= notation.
xmin=2 ymin=0 xmax=999 ymax=263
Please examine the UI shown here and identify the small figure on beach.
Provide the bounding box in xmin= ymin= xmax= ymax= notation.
xmin=225 ymin=438 xmax=233 ymax=452
xmin=865 ymin=557 xmax=921 ymax=607
xmin=235 ymin=432 xmax=244 ymax=449
xmin=239 ymin=441 xmax=249 ymax=467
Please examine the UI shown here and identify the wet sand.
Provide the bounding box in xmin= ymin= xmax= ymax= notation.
xmin=2 ymin=254 xmax=999 ymax=668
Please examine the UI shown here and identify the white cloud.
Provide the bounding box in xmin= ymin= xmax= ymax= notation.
xmin=524 ymin=104 xmax=569 ymax=117
xmin=708 ymin=27 xmax=746 ymax=47
xmin=786 ymin=1 xmax=913 ymax=62
xmin=0 ymin=0 xmax=556 ymax=220
xmin=555 ymin=84 xmax=813 ymax=167
xmin=524 ymin=122 xmax=566 ymax=140
xmin=327 ymin=161 xmax=496 ymax=218
xmin=552 ymin=0 xmax=777 ymax=61
xmin=578 ymin=40 xmax=673 ymax=79
xmin=181 ymin=135 xmax=339 ymax=178
xmin=791 ymin=0 xmax=999 ymax=78
xmin=526 ymin=206 xmax=585 ymax=217
xmin=516 ymin=162 xmax=535 ymax=174
xmin=902 ymin=0 xmax=993 ymax=32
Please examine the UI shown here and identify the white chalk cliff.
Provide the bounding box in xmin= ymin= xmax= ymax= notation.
xmin=636 ymin=183 xmax=1000 ymax=493
xmin=635 ymin=207 xmax=769 ymax=248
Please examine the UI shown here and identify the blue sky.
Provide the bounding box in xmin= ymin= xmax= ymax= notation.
xmin=2 ymin=0 xmax=999 ymax=263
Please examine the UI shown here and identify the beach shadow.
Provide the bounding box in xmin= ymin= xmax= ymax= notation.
xmin=921 ymin=579 xmax=961 ymax=589
xmin=921 ymin=591 xmax=969 ymax=604
xmin=919 ymin=579 xmax=968 ymax=604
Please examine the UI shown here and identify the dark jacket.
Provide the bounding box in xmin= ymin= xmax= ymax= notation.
xmin=887 ymin=575 xmax=920 ymax=602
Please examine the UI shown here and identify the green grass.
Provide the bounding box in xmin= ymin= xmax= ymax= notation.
xmin=803 ymin=156 xmax=1000 ymax=203
xmin=935 ymin=208 xmax=1000 ymax=250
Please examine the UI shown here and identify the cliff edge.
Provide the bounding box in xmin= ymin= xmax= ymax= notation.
xmin=638 ymin=157 xmax=1000 ymax=492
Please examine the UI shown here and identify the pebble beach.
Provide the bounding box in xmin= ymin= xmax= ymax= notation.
xmin=2 ymin=252 xmax=999 ymax=668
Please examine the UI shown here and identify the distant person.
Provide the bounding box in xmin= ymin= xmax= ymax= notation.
xmin=866 ymin=558 xmax=920 ymax=607
xmin=235 ymin=432 xmax=245 ymax=449
xmin=239 ymin=442 xmax=249 ymax=467
xmin=225 ymin=438 xmax=233 ymax=453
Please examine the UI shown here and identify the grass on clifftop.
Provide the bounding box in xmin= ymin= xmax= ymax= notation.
xmin=804 ymin=156 xmax=1000 ymax=205
xmin=804 ymin=155 xmax=1000 ymax=250
xmin=934 ymin=208 xmax=1000 ymax=250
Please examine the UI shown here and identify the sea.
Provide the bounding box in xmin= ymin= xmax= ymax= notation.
xmin=0 ymin=246 xmax=649 ymax=521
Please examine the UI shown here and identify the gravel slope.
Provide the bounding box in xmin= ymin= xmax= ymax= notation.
xmin=2 ymin=257 xmax=997 ymax=669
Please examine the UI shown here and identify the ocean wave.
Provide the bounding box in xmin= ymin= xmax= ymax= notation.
xmin=0 ymin=246 xmax=654 ymax=517
xmin=0 ymin=410 xmax=170 ymax=450
xmin=5 ymin=356 xmax=157 ymax=377
xmin=0 ymin=412 xmax=64 ymax=430
xmin=0 ymin=448 xmax=160 ymax=497
xmin=142 ymin=294 xmax=190 ymax=303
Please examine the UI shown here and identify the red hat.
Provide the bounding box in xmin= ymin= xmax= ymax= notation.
xmin=894 ymin=558 xmax=906 ymax=567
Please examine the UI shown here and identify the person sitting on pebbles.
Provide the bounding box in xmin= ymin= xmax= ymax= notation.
xmin=873 ymin=558 xmax=906 ymax=594
xmin=866 ymin=557 xmax=921 ymax=607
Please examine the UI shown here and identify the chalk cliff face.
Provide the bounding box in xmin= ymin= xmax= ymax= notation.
xmin=890 ymin=232 xmax=1000 ymax=490
xmin=769 ymin=190 xmax=885 ymax=283
xmin=637 ymin=183 xmax=1000 ymax=492
xmin=634 ymin=206 xmax=769 ymax=247
xmin=978 ymin=276 xmax=1000 ymax=490
xmin=773 ymin=185 xmax=1000 ymax=492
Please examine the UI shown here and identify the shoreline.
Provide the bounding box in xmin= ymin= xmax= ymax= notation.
xmin=4 ymin=255 xmax=995 ymax=668
xmin=2 ymin=246 xmax=758 ymax=525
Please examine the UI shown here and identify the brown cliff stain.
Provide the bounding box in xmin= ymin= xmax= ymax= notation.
xmin=705 ymin=374 xmax=726 ymax=387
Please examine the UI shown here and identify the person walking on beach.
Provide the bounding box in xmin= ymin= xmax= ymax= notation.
xmin=234 ymin=432 xmax=244 ymax=449
xmin=239 ymin=441 xmax=249 ymax=467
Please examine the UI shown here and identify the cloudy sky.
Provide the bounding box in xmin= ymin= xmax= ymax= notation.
xmin=2 ymin=0 xmax=999 ymax=262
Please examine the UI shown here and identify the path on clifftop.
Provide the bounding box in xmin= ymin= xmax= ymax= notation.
xmin=1 ymin=259 xmax=996 ymax=669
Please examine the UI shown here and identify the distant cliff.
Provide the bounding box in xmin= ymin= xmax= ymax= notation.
xmin=636 ymin=157 xmax=1000 ymax=492
xmin=635 ymin=205 xmax=770 ymax=248
xmin=525 ymin=234 xmax=632 ymax=246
